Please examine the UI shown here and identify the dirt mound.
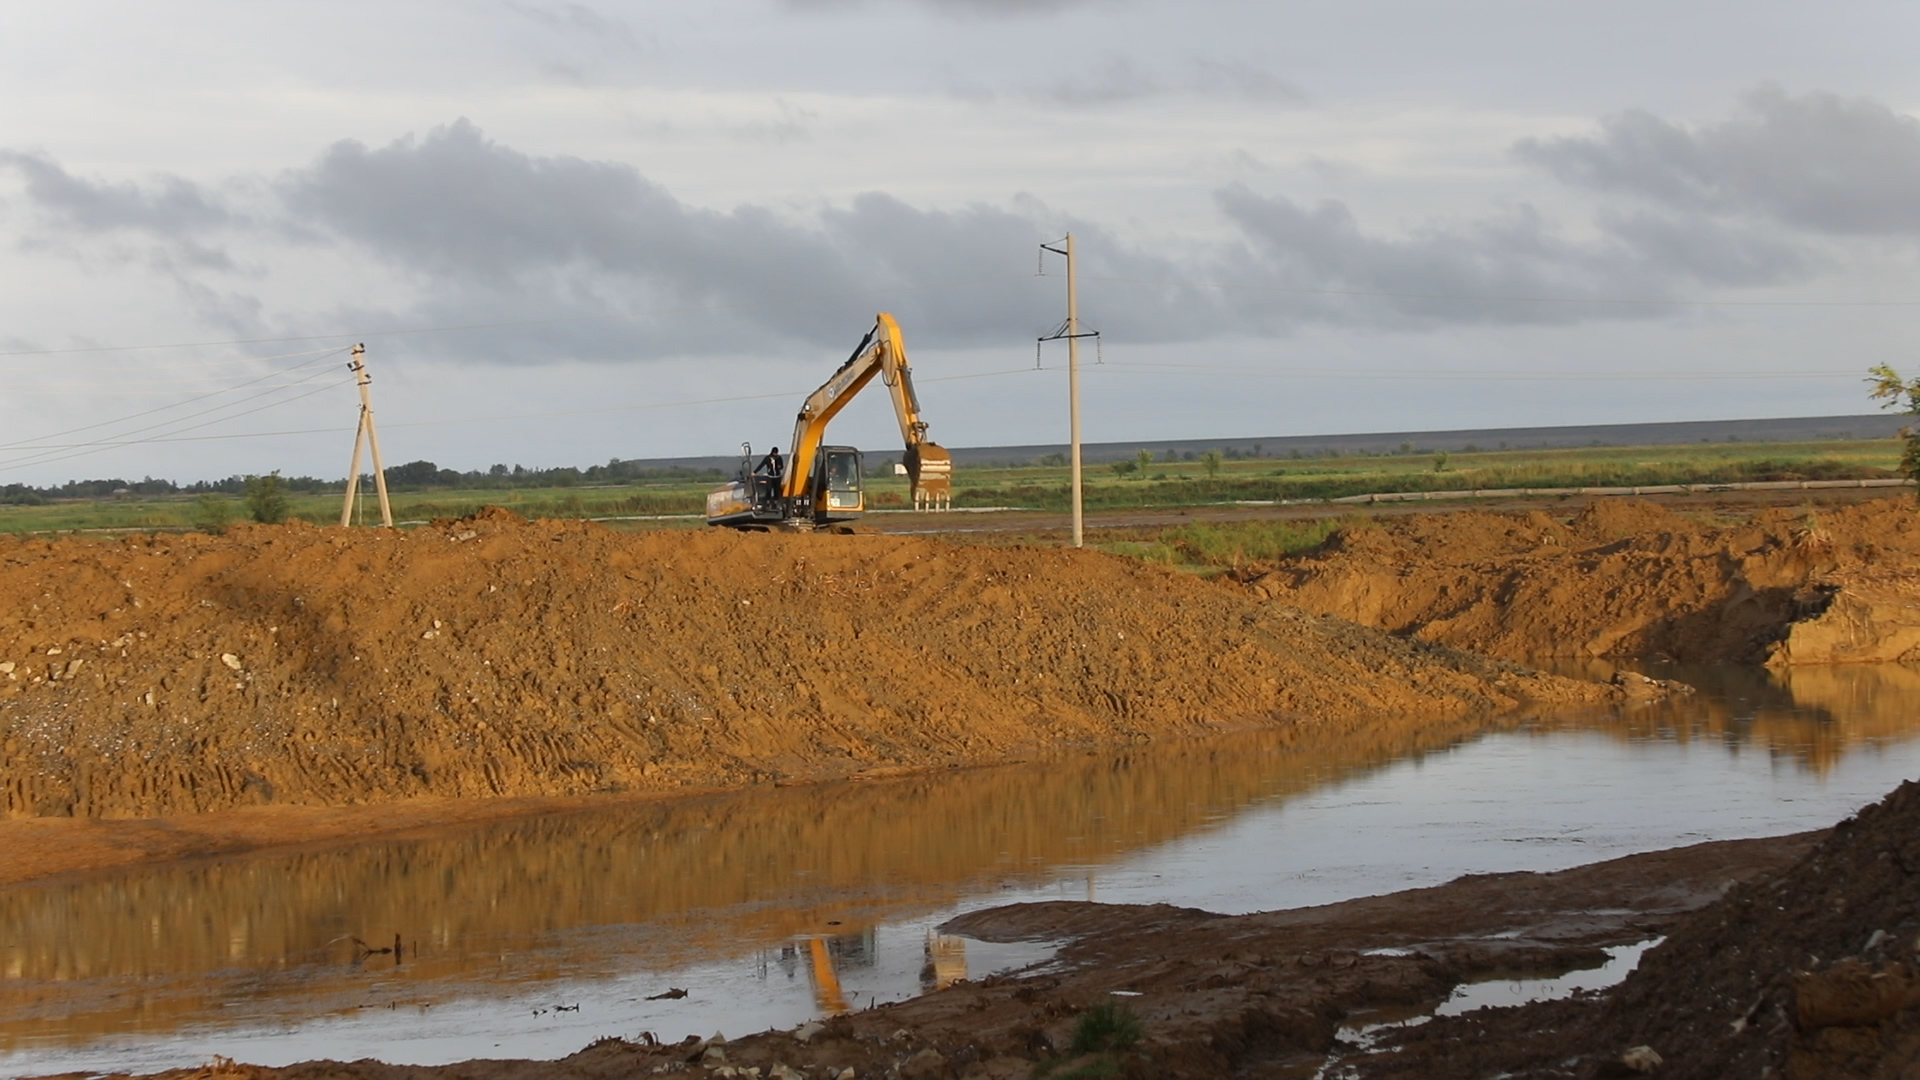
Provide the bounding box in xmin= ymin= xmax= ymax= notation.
xmin=0 ymin=514 xmax=1608 ymax=819
xmin=1357 ymin=781 xmax=1920 ymax=1079
xmin=1246 ymin=497 xmax=1920 ymax=664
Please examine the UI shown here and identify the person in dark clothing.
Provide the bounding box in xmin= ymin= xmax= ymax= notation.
xmin=756 ymin=446 xmax=785 ymax=479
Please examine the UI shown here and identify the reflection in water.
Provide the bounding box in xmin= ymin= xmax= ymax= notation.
xmin=923 ymin=933 xmax=968 ymax=993
xmin=0 ymin=707 xmax=1511 ymax=1048
xmin=1545 ymin=660 xmax=1920 ymax=773
xmin=3 ymin=664 xmax=1919 ymax=1067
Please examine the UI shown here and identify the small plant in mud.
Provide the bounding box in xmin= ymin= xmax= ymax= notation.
xmin=1867 ymin=363 xmax=1920 ymax=501
xmin=1070 ymin=1000 xmax=1144 ymax=1054
xmin=1792 ymin=512 xmax=1834 ymax=556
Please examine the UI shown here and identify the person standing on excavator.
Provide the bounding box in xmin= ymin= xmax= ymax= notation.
xmin=756 ymin=445 xmax=785 ymax=481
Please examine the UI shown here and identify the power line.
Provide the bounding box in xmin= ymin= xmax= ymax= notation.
xmin=1085 ymin=274 xmax=1920 ymax=309
xmin=0 ymin=347 xmax=349 ymax=452
xmin=0 ymin=377 xmax=357 ymax=472
xmin=0 ymin=359 xmax=350 ymax=459
xmin=1092 ymin=360 xmax=1858 ymax=382
xmin=0 ymin=276 xmax=1040 ymax=360
xmin=0 ymin=367 xmax=1052 ymax=462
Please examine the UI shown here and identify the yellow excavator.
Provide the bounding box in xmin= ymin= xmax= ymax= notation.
xmin=705 ymin=313 xmax=952 ymax=530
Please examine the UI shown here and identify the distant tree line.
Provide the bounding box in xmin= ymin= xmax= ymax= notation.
xmin=0 ymin=458 xmax=725 ymax=505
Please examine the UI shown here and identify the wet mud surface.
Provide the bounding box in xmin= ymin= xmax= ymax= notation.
xmin=33 ymin=832 xmax=1819 ymax=1080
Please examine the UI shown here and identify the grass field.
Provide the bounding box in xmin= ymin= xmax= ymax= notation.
xmin=0 ymin=437 xmax=1902 ymax=536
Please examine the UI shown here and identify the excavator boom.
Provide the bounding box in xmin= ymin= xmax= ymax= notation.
xmin=784 ymin=313 xmax=950 ymax=509
xmin=705 ymin=313 xmax=951 ymax=529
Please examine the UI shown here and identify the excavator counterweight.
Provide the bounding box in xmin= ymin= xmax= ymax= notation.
xmin=706 ymin=313 xmax=951 ymax=530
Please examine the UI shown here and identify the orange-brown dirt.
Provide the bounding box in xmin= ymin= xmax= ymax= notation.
xmin=1244 ymin=496 xmax=1920 ymax=666
xmin=0 ymin=510 xmax=1613 ymax=824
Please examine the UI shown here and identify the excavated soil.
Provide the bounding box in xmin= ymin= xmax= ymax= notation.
xmin=1349 ymin=779 xmax=1920 ymax=1080
xmin=1244 ymin=496 xmax=1920 ymax=666
xmin=0 ymin=511 xmax=1609 ymax=822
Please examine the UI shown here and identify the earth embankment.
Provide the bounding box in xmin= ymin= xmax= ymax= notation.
xmin=1245 ymin=496 xmax=1920 ymax=665
xmin=0 ymin=511 xmax=1607 ymax=820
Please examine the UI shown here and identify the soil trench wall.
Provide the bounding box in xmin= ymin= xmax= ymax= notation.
xmin=1246 ymin=497 xmax=1920 ymax=666
xmin=0 ymin=512 xmax=1604 ymax=820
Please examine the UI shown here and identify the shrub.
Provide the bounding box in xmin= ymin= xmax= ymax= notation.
xmin=1070 ymin=1001 xmax=1143 ymax=1055
xmin=194 ymin=494 xmax=233 ymax=533
xmin=243 ymin=472 xmax=290 ymax=524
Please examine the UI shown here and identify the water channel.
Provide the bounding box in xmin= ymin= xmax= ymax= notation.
xmin=5 ymin=662 xmax=1920 ymax=1077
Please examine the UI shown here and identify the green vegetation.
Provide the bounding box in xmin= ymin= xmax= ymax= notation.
xmin=943 ymin=439 xmax=1897 ymax=513
xmin=244 ymin=472 xmax=291 ymax=524
xmin=1092 ymin=518 xmax=1359 ymax=571
xmin=0 ymin=436 xmax=1903 ymax=536
xmin=1868 ymin=364 xmax=1920 ymax=499
xmin=1070 ymin=1000 xmax=1144 ymax=1054
xmin=191 ymin=494 xmax=233 ymax=534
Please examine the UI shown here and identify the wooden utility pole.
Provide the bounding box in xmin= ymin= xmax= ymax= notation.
xmin=339 ymin=343 xmax=394 ymax=527
xmin=1038 ymin=234 xmax=1096 ymax=548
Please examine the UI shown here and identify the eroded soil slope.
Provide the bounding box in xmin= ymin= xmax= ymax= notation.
xmin=1246 ymin=496 xmax=1920 ymax=665
xmin=0 ymin=512 xmax=1602 ymax=819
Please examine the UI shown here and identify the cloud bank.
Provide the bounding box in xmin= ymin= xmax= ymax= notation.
xmin=1 ymin=88 xmax=1909 ymax=365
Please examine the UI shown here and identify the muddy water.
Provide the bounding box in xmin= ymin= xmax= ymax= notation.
xmin=6 ymin=664 xmax=1920 ymax=1077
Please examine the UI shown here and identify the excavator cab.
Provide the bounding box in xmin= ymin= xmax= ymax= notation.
xmin=821 ymin=448 xmax=863 ymax=514
xmin=706 ymin=444 xmax=863 ymax=530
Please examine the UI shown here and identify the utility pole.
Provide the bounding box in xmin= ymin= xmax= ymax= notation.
xmin=339 ymin=343 xmax=394 ymax=527
xmin=1038 ymin=234 xmax=1097 ymax=548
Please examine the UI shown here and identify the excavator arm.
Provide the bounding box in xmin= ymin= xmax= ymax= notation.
xmin=784 ymin=313 xmax=951 ymax=509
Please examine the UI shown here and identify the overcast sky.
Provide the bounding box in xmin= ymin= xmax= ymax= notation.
xmin=4 ymin=0 xmax=1920 ymax=485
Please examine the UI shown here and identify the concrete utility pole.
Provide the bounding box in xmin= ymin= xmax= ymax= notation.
xmin=339 ymin=343 xmax=394 ymax=527
xmin=1038 ymin=234 xmax=1097 ymax=548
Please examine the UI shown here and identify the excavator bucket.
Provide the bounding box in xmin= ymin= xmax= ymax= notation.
xmin=906 ymin=442 xmax=952 ymax=511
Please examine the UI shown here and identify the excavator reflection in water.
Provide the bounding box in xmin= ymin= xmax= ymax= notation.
xmin=706 ymin=313 xmax=951 ymax=531
xmin=772 ymin=927 xmax=971 ymax=1015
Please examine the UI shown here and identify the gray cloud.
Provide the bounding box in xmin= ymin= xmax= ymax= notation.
xmin=505 ymin=1 xmax=644 ymax=50
xmin=1188 ymin=58 xmax=1306 ymax=105
xmin=271 ymin=120 xmax=1212 ymax=360
xmin=1037 ymin=56 xmax=1306 ymax=107
xmin=1596 ymin=210 xmax=1815 ymax=287
xmin=0 ymin=151 xmax=229 ymax=236
xmin=1515 ymin=86 xmax=1920 ymax=236
xmin=0 ymin=102 xmax=1860 ymax=367
xmin=1209 ymin=185 xmax=1817 ymax=328
xmin=783 ymin=0 xmax=1106 ymax=14
xmin=1043 ymin=57 xmax=1161 ymax=106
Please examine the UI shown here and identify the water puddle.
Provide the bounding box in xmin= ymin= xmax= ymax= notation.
xmin=1434 ymin=937 xmax=1664 ymax=1016
xmin=1319 ymin=937 xmax=1666 ymax=1078
xmin=5 ymin=663 xmax=1920 ymax=1076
